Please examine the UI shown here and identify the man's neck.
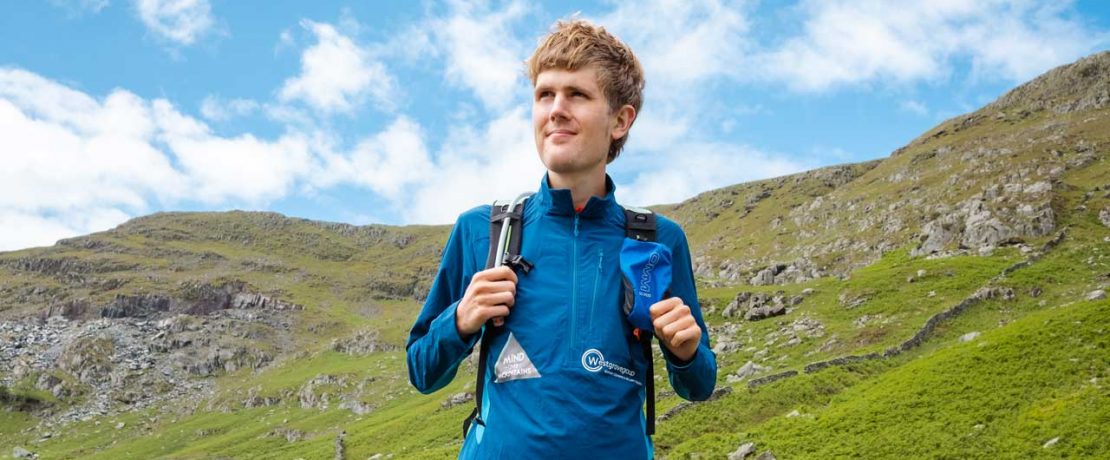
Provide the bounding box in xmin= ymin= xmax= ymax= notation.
xmin=548 ymin=168 xmax=607 ymax=210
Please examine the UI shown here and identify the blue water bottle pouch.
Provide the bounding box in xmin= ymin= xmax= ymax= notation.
xmin=620 ymin=238 xmax=673 ymax=332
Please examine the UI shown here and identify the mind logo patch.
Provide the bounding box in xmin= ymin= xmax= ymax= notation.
xmin=494 ymin=332 xmax=542 ymax=383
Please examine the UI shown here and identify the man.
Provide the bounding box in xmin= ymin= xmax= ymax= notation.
xmin=406 ymin=19 xmax=716 ymax=459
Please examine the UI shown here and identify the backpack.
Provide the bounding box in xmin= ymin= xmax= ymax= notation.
xmin=462 ymin=195 xmax=663 ymax=438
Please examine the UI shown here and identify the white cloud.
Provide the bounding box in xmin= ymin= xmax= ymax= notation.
xmin=900 ymin=99 xmax=928 ymax=116
xmin=0 ymin=69 xmax=187 ymax=250
xmin=758 ymin=0 xmax=1102 ymax=91
xmin=0 ymin=69 xmax=184 ymax=212
xmin=199 ymin=95 xmax=260 ymax=122
xmin=600 ymin=0 xmax=752 ymax=90
xmin=617 ymin=143 xmax=809 ymax=206
xmin=0 ymin=67 xmax=326 ymax=249
xmin=134 ymin=0 xmax=214 ymax=46
xmin=430 ymin=0 xmax=531 ymax=111
xmin=152 ymin=100 xmax=314 ymax=204
xmin=406 ymin=108 xmax=545 ymax=224
xmin=276 ymin=29 xmax=296 ymax=54
xmin=591 ymin=0 xmax=805 ymax=209
xmin=0 ymin=208 xmax=130 ymax=250
xmin=50 ymin=0 xmax=110 ymax=15
xmin=313 ymin=117 xmax=434 ymax=201
xmin=279 ymin=20 xmax=396 ymax=115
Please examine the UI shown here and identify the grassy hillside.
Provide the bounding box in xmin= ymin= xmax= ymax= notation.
xmin=1 ymin=52 xmax=1108 ymax=460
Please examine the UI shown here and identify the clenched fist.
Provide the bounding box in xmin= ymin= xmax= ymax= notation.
xmin=455 ymin=266 xmax=518 ymax=337
xmin=650 ymin=297 xmax=701 ymax=363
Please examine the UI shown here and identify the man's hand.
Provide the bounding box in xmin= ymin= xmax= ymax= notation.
xmin=650 ymin=297 xmax=701 ymax=363
xmin=456 ymin=266 xmax=518 ymax=337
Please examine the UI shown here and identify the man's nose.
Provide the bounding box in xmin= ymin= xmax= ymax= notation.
xmin=549 ymin=93 xmax=570 ymax=121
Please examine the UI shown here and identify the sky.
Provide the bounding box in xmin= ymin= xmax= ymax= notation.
xmin=1 ymin=0 xmax=1109 ymax=251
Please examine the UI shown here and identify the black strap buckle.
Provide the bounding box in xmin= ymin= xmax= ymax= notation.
xmin=502 ymin=253 xmax=534 ymax=274
xmin=462 ymin=408 xmax=486 ymax=438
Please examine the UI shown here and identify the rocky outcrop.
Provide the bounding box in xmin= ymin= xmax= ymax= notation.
xmin=36 ymin=283 xmax=304 ymax=321
xmin=184 ymin=345 xmax=273 ymax=376
xmin=749 ymin=258 xmax=822 ymax=286
xmin=971 ymin=286 xmax=1016 ymax=301
xmin=727 ymin=361 xmax=769 ymax=383
xmin=441 ymin=392 xmax=473 ymax=409
xmin=722 ymin=291 xmax=804 ymax=321
xmin=729 ymin=442 xmax=756 ymax=460
xmin=912 ymin=193 xmax=1055 ymax=257
xmin=57 ymin=336 xmax=114 ymax=385
xmin=1 ymin=299 xmax=299 ymax=425
xmin=331 ymin=329 xmax=396 ymax=355
xmin=986 ymin=51 xmax=1110 ymax=115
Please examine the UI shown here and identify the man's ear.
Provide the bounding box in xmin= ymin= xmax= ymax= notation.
xmin=611 ymin=104 xmax=637 ymax=140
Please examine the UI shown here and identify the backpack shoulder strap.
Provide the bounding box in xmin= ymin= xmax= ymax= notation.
xmin=621 ymin=204 xmax=659 ymax=436
xmin=622 ymin=205 xmax=657 ymax=242
xmin=463 ymin=194 xmax=531 ymax=439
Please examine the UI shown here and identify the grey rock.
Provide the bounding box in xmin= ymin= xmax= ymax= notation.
xmin=441 ymin=392 xmax=473 ymax=409
xmin=745 ymin=304 xmax=786 ymax=321
xmin=1043 ymin=437 xmax=1060 ymax=448
xmin=1024 ymin=181 xmax=1052 ymax=194
xmin=959 ymin=331 xmax=981 ymax=343
xmin=1086 ymin=290 xmax=1106 ymax=301
xmin=727 ymin=361 xmax=768 ymax=383
xmin=331 ymin=329 xmax=395 ymax=355
xmin=973 ymin=287 xmax=1015 ymax=301
xmin=962 ymin=213 xmax=1016 ymax=249
xmin=912 ymin=214 xmax=961 ymax=256
xmin=750 ymin=267 xmax=776 ymax=286
xmin=270 ymin=428 xmax=305 ymax=443
xmin=728 ymin=442 xmax=756 ymax=460
xmin=12 ymin=447 xmax=34 ymax=459
xmin=755 ymin=451 xmax=777 ymax=460
xmin=338 ymin=400 xmax=374 ymax=415
xmin=1100 ymin=208 xmax=1110 ymax=227
xmin=839 ymin=292 xmax=869 ymax=309
xmin=335 ymin=430 xmax=346 ymax=460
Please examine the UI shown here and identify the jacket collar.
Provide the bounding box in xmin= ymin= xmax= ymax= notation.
xmin=535 ymin=173 xmax=619 ymax=219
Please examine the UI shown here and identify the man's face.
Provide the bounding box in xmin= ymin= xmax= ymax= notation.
xmin=532 ymin=66 xmax=627 ymax=177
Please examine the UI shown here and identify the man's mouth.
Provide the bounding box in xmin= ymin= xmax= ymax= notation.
xmin=548 ymin=129 xmax=576 ymax=138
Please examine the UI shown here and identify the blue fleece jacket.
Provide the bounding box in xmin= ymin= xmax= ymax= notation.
xmin=406 ymin=175 xmax=717 ymax=459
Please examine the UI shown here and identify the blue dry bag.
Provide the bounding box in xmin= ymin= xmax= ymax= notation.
xmin=620 ymin=238 xmax=672 ymax=332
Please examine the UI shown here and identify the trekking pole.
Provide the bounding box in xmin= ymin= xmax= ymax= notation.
xmin=491 ymin=192 xmax=532 ymax=327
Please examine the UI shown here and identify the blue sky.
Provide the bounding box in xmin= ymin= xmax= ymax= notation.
xmin=1 ymin=0 xmax=1108 ymax=250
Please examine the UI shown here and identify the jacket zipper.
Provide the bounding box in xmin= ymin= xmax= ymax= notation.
xmin=588 ymin=249 xmax=602 ymax=333
xmin=571 ymin=215 xmax=580 ymax=348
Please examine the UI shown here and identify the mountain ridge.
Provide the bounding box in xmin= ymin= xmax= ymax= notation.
xmin=1 ymin=51 xmax=1108 ymax=459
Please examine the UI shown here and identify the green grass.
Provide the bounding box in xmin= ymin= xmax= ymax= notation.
xmin=654 ymin=203 xmax=1109 ymax=459
xmin=0 ymin=79 xmax=1107 ymax=459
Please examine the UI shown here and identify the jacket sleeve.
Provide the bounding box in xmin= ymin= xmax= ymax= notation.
xmin=659 ymin=223 xmax=718 ymax=401
xmin=406 ymin=213 xmax=483 ymax=394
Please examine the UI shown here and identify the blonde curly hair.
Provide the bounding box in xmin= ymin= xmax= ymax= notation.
xmin=527 ymin=19 xmax=645 ymax=163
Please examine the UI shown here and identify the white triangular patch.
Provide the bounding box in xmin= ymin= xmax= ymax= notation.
xmin=494 ymin=332 xmax=542 ymax=383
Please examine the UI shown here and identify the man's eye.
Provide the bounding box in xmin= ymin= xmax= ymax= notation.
xmin=538 ymin=91 xmax=554 ymax=99
xmin=572 ymin=91 xmax=586 ymax=98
